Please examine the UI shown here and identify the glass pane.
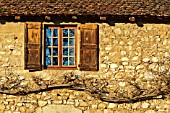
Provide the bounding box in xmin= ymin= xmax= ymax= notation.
xmin=63 ymin=29 xmax=68 ymax=37
xmin=46 ymin=38 xmax=52 ymax=46
xmin=63 ymin=38 xmax=68 ymax=46
xmin=69 ymin=29 xmax=75 ymax=37
xmin=53 ymin=38 xmax=58 ymax=46
xmin=63 ymin=48 xmax=68 ymax=56
xmin=53 ymin=57 xmax=58 ymax=65
xmin=69 ymin=57 xmax=74 ymax=65
xmin=53 ymin=29 xmax=58 ymax=37
xmin=69 ymin=38 xmax=75 ymax=46
xmin=46 ymin=28 xmax=51 ymax=37
xmin=63 ymin=57 xmax=68 ymax=66
xmin=46 ymin=48 xmax=51 ymax=56
xmin=69 ymin=48 xmax=74 ymax=56
xmin=46 ymin=57 xmax=51 ymax=66
xmin=53 ymin=48 xmax=58 ymax=56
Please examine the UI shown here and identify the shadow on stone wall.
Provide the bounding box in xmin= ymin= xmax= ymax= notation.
xmin=0 ymin=56 xmax=169 ymax=103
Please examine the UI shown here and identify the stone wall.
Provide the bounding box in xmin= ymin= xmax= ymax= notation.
xmin=0 ymin=22 xmax=169 ymax=113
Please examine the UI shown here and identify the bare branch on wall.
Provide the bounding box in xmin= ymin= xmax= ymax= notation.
xmin=0 ymin=57 xmax=169 ymax=103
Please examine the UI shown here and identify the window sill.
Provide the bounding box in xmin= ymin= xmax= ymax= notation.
xmin=45 ymin=66 xmax=78 ymax=70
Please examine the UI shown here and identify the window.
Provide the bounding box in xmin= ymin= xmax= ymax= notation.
xmin=45 ymin=26 xmax=77 ymax=69
xmin=25 ymin=22 xmax=99 ymax=71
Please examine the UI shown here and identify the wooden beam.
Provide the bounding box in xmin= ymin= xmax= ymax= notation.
xmin=100 ymin=16 xmax=107 ymax=20
xmin=15 ymin=16 xmax=20 ymax=20
xmin=72 ymin=16 xmax=77 ymax=20
xmin=45 ymin=16 xmax=51 ymax=20
xmin=129 ymin=17 xmax=135 ymax=22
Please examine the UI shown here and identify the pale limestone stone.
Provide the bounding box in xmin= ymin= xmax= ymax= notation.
xmin=136 ymin=65 xmax=144 ymax=70
xmin=122 ymin=62 xmax=128 ymax=65
xmin=142 ymin=102 xmax=150 ymax=108
xmin=20 ymin=107 xmax=26 ymax=113
xmin=111 ymin=36 xmax=115 ymax=38
xmin=98 ymin=103 xmax=107 ymax=109
xmin=147 ymin=26 xmax=153 ymax=30
xmin=163 ymin=39 xmax=168 ymax=45
xmin=121 ymin=51 xmax=127 ymax=55
xmin=104 ymin=109 xmax=113 ymax=113
xmin=132 ymin=103 xmax=139 ymax=109
xmin=149 ymin=63 xmax=158 ymax=70
xmin=91 ymin=104 xmax=98 ymax=109
xmin=11 ymin=106 xmax=16 ymax=111
xmin=132 ymin=56 xmax=139 ymax=61
xmin=69 ymin=95 xmax=76 ymax=99
xmin=47 ymin=100 xmax=52 ymax=105
xmin=101 ymin=64 xmax=107 ymax=68
xmin=108 ymin=103 xmax=117 ymax=108
xmin=0 ymin=105 xmax=5 ymax=110
xmin=151 ymin=57 xmax=159 ymax=63
xmin=79 ymin=101 xmax=88 ymax=107
xmin=164 ymin=52 xmax=169 ymax=57
xmin=142 ymin=58 xmax=150 ymax=62
xmin=75 ymin=100 xmax=79 ymax=107
xmin=126 ymin=66 xmax=135 ymax=70
xmin=119 ymin=41 xmax=125 ymax=45
xmin=5 ymin=105 xmax=10 ymax=110
xmin=42 ymin=92 xmax=47 ymax=97
xmin=3 ymin=102 xmax=8 ymax=105
xmin=145 ymin=110 xmax=156 ymax=113
xmin=119 ymin=82 xmax=126 ymax=87
xmin=124 ymin=30 xmax=130 ymax=35
xmin=67 ymin=100 xmax=74 ymax=105
xmin=42 ymin=105 xmax=82 ymax=113
xmin=121 ymin=57 xmax=129 ymax=61
xmin=35 ymin=107 xmax=43 ymax=113
xmin=158 ymin=66 xmax=167 ymax=72
xmin=114 ymin=28 xmax=122 ymax=35
xmin=38 ymin=100 xmax=47 ymax=107
xmin=0 ymin=51 xmax=5 ymax=54
xmin=110 ymin=64 xmax=118 ymax=69
xmin=16 ymin=103 xmax=23 ymax=107
xmin=113 ymin=40 xmax=118 ymax=44
xmin=105 ymin=46 xmax=112 ymax=51
xmin=8 ymin=45 xmax=14 ymax=49
xmin=104 ymin=56 xmax=109 ymax=61
xmin=128 ymin=41 xmax=133 ymax=45
xmin=53 ymin=100 xmax=63 ymax=105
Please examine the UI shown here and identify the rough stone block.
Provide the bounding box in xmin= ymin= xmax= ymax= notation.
xmin=42 ymin=105 xmax=82 ymax=113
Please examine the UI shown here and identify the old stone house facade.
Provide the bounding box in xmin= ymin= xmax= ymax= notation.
xmin=0 ymin=0 xmax=169 ymax=113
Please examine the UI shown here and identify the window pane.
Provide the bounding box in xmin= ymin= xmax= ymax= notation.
xmin=46 ymin=38 xmax=52 ymax=46
xmin=53 ymin=38 xmax=58 ymax=46
xmin=63 ymin=29 xmax=68 ymax=37
xmin=63 ymin=48 xmax=68 ymax=56
xmin=69 ymin=29 xmax=75 ymax=37
xmin=63 ymin=38 xmax=68 ymax=46
xmin=69 ymin=38 xmax=75 ymax=46
xmin=46 ymin=48 xmax=51 ymax=56
xmin=46 ymin=57 xmax=51 ymax=66
xmin=46 ymin=28 xmax=51 ymax=37
xmin=69 ymin=57 xmax=74 ymax=65
xmin=53 ymin=57 xmax=58 ymax=65
xmin=53 ymin=29 xmax=58 ymax=37
xmin=63 ymin=57 xmax=68 ymax=66
xmin=53 ymin=48 xmax=58 ymax=56
xmin=69 ymin=48 xmax=74 ymax=56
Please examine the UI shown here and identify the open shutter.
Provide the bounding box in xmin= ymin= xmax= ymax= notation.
xmin=25 ymin=22 xmax=42 ymax=71
xmin=79 ymin=24 xmax=99 ymax=71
